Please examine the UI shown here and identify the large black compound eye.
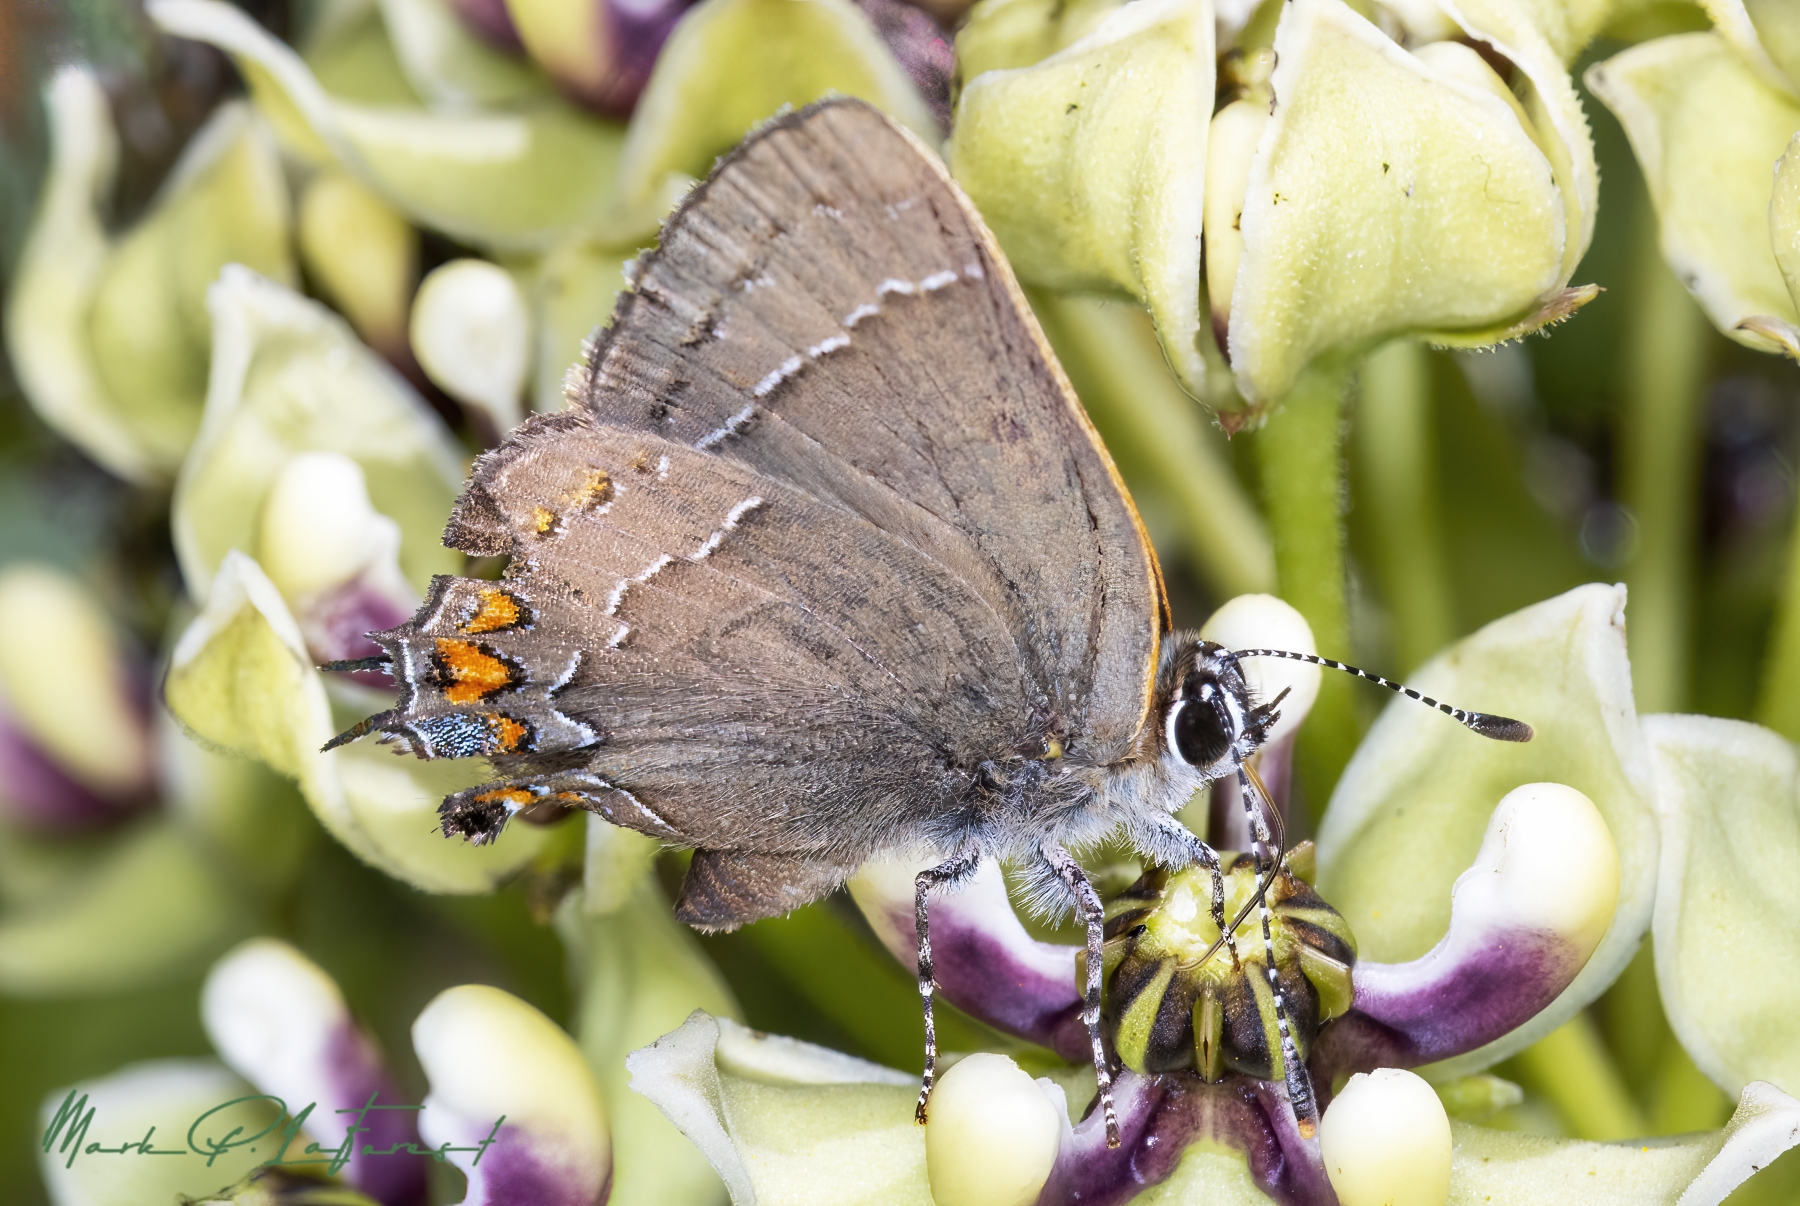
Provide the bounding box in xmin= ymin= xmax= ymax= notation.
xmin=1170 ymin=694 xmax=1235 ymax=768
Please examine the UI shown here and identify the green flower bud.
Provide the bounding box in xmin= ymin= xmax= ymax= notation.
xmin=1644 ymin=715 xmax=1800 ymax=1100
xmin=171 ymin=268 xmax=463 ymax=604
xmin=953 ymin=0 xmax=1125 ymax=82
xmin=953 ymin=0 xmax=1215 ymax=399
xmin=297 ymin=170 xmax=418 ymax=355
xmin=377 ymin=0 xmax=548 ymax=109
xmin=1705 ymin=0 xmax=1800 ymax=96
xmin=150 ymin=0 xmax=625 ymax=252
xmin=6 ymin=73 xmax=295 ymax=481
xmin=84 ymin=103 xmax=295 ymax=472
xmin=1103 ymin=848 xmax=1356 ymax=1080
xmin=954 ymin=0 xmax=1593 ymax=413
xmin=1588 ymin=33 xmax=1800 ymax=357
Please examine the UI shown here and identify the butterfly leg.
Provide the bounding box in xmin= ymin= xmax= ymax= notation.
xmin=1237 ymin=768 xmax=1319 ymax=1134
xmin=913 ymin=846 xmax=982 ymax=1127
xmin=1040 ymin=841 xmax=1121 ymax=1149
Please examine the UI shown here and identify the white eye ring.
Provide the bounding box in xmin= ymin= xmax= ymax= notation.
xmin=1164 ymin=699 xmax=1188 ymax=759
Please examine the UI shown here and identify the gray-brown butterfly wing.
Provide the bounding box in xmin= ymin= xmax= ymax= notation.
xmin=350 ymin=99 xmax=1165 ymax=924
xmin=577 ymin=99 xmax=1164 ymax=754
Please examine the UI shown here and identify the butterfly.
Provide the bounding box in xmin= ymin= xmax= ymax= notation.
xmin=325 ymin=97 xmax=1528 ymax=1144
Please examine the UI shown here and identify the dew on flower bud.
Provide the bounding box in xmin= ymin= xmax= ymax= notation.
xmin=1103 ymin=846 xmax=1355 ymax=1081
xmin=1318 ymin=1067 xmax=1452 ymax=1206
xmin=924 ymin=1052 xmax=1065 ymax=1206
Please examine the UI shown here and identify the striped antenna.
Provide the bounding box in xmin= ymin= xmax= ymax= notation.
xmin=1232 ymin=649 xmax=1533 ymax=742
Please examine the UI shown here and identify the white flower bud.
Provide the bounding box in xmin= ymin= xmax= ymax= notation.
xmin=924 ymin=1053 xmax=1065 ymax=1206
xmin=1462 ymin=782 xmax=1618 ymax=960
xmin=413 ymin=984 xmax=610 ymax=1206
xmin=1319 ymin=1067 xmax=1452 ymax=1206
xmin=258 ymin=451 xmax=402 ymax=602
xmin=410 ymin=259 xmax=529 ymax=434
xmin=1200 ymin=593 xmax=1320 ymax=743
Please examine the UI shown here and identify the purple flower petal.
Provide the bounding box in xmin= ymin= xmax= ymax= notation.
xmin=850 ymin=858 xmax=1088 ymax=1059
xmin=414 ymin=984 xmax=611 ymax=1206
xmin=509 ymin=0 xmax=695 ymax=116
xmin=1039 ymin=1071 xmax=1334 ymax=1206
xmin=1312 ymin=783 xmax=1616 ymax=1082
xmin=853 ymin=0 xmax=954 ymax=131
xmin=0 ymin=706 xmax=143 ymax=830
xmin=323 ymin=1023 xmax=430 ymax=1206
xmin=445 ymin=1122 xmax=612 ymax=1206
xmin=1312 ymin=924 xmax=1587 ymax=1080
xmin=204 ymin=939 xmax=429 ymax=1206
xmin=298 ymin=577 xmax=412 ymax=689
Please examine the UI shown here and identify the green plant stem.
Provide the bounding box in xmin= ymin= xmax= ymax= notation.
xmin=1510 ymin=1012 xmax=1649 ymax=1141
xmin=1255 ymin=360 xmax=1358 ymax=816
xmin=1760 ymin=491 xmax=1800 ymax=739
xmin=1355 ymin=338 xmax=1455 ymax=675
xmin=1030 ymin=292 xmax=1275 ymax=600
xmin=1621 ymin=216 xmax=1709 ymax=715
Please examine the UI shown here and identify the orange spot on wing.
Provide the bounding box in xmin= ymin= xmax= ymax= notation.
xmin=434 ymin=638 xmax=517 ymax=703
xmin=569 ymin=470 xmax=614 ymax=509
xmin=485 ymin=713 xmax=530 ymax=753
xmin=462 ymin=588 xmax=527 ymax=634
xmin=473 ymin=787 xmax=536 ymax=807
xmin=532 ymin=506 xmax=558 ymax=535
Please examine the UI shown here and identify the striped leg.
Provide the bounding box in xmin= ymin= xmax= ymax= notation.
xmin=913 ymin=847 xmax=981 ymax=1125
xmin=1042 ymin=842 xmax=1121 ymax=1148
xmin=1240 ymin=767 xmax=1319 ymax=1135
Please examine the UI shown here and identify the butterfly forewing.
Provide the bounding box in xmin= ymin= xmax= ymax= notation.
xmin=577 ymin=101 xmax=1165 ymax=762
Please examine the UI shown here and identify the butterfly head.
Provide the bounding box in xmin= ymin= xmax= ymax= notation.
xmin=1161 ymin=640 xmax=1285 ymax=780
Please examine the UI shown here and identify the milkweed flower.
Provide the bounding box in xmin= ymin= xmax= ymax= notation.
xmin=949 ymin=0 xmax=1602 ymax=419
xmin=629 ymin=588 xmax=1800 ymax=1204
xmin=1589 ymin=0 xmax=1800 ymax=358
xmin=38 ymin=939 xmax=611 ymax=1206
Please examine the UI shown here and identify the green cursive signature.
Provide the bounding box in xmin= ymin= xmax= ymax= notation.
xmin=41 ymin=1089 xmax=504 ymax=1174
